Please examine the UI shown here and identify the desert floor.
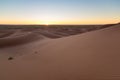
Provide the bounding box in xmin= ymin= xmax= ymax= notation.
xmin=0 ymin=24 xmax=120 ymax=80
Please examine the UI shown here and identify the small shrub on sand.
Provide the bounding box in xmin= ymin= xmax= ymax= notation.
xmin=8 ymin=57 xmax=14 ymax=60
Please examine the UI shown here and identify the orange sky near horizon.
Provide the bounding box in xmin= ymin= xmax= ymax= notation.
xmin=0 ymin=19 xmax=119 ymax=25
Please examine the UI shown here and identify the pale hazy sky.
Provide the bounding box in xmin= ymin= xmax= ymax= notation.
xmin=0 ymin=0 xmax=120 ymax=25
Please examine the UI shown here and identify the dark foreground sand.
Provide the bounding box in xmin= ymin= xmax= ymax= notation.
xmin=0 ymin=24 xmax=120 ymax=80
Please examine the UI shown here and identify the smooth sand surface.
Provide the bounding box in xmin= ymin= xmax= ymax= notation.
xmin=0 ymin=24 xmax=120 ymax=80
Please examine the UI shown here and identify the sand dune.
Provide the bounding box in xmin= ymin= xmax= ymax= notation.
xmin=0 ymin=24 xmax=120 ymax=80
xmin=0 ymin=30 xmax=15 ymax=38
xmin=0 ymin=25 xmax=111 ymax=47
xmin=0 ymin=30 xmax=45 ymax=48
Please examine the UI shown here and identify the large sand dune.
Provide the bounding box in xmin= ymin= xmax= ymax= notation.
xmin=0 ymin=30 xmax=45 ymax=47
xmin=0 ymin=25 xmax=112 ymax=47
xmin=0 ymin=24 xmax=120 ymax=80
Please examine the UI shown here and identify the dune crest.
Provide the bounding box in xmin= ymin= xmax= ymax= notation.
xmin=0 ymin=25 xmax=111 ymax=47
xmin=0 ymin=30 xmax=46 ymax=47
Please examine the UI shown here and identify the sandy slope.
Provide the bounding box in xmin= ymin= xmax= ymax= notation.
xmin=0 ymin=24 xmax=120 ymax=80
xmin=0 ymin=29 xmax=46 ymax=47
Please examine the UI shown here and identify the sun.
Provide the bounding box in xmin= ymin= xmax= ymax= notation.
xmin=39 ymin=21 xmax=49 ymax=25
xmin=45 ymin=22 xmax=49 ymax=26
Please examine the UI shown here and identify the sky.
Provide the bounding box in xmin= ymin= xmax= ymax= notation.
xmin=0 ymin=0 xmax=120 ymax=25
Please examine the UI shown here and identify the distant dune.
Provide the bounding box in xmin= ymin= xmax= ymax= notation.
xmin=0 ymin=25 xmax=111 ymax=47
xmin=0 ymin=24 xmax=120 ymax=80
xmin=0 ymin=30 xmax=45 ymax=47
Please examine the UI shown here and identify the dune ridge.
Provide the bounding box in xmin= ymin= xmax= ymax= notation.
xmin=0 ymin=25 xmax=111 ymax=47
xmin=0 ymin=31 xmax=45 ymax=47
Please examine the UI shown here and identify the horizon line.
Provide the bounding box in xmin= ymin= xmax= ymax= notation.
xmin=0 ymin=23 xmax=118 ymax=26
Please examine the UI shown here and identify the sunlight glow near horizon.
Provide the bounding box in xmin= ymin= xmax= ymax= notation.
xmin=0 ymin=0 xmax=120 ymax=25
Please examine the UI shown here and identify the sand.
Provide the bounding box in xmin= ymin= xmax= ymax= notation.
xmin=0 ymin=24 xmax=120 ymax=80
